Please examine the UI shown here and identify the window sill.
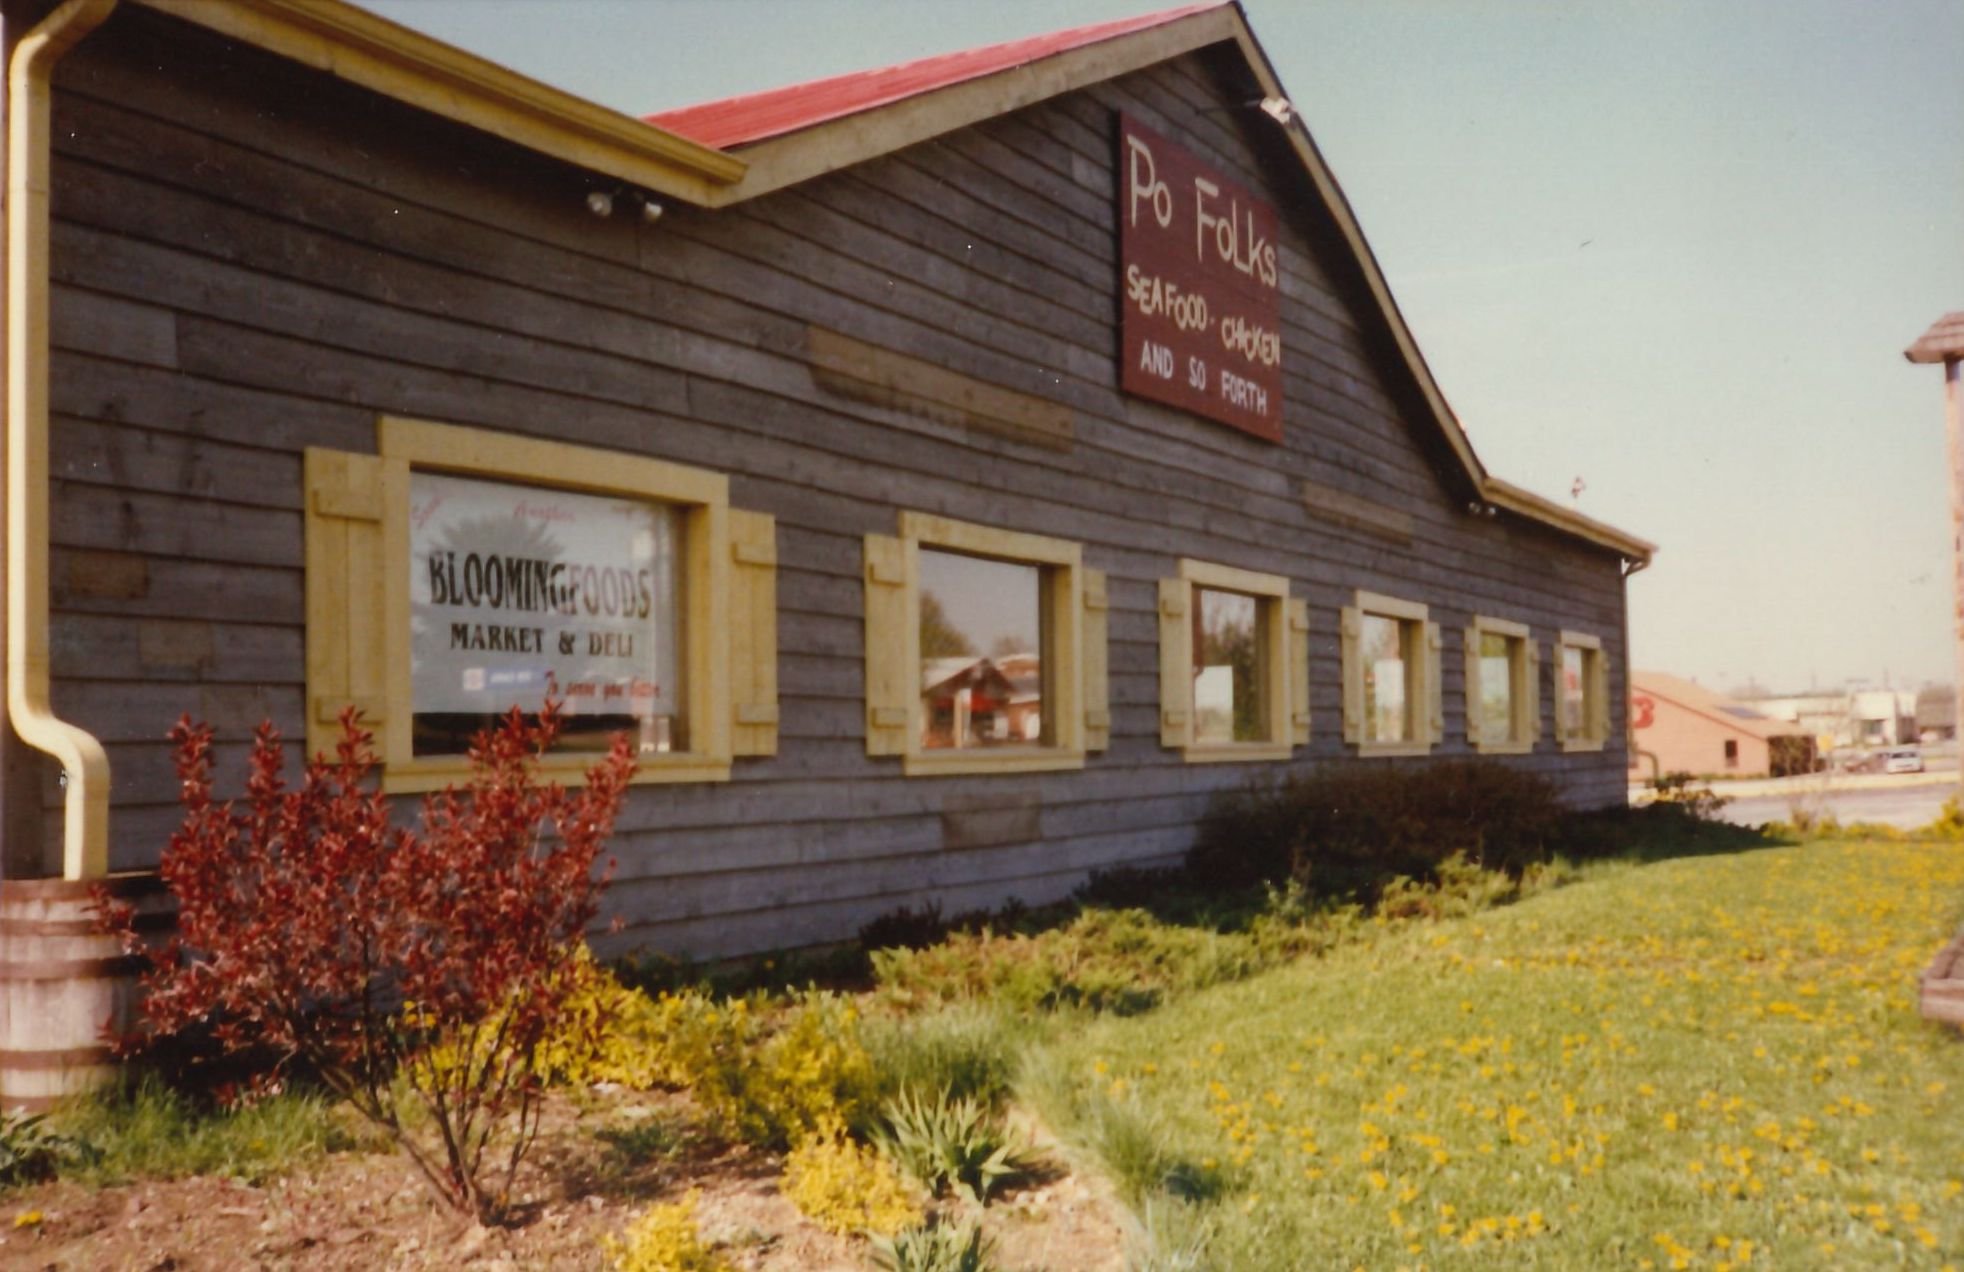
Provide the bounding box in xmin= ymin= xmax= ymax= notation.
xmin=382 ymin=752 xmax=732 ymax=793
xmin=1355 ymin=740 xmax=1434 ymax=758
xmin=1182 ymin=742 xmax=1295 ymax=764
xmin=1560 ymin=738 xmax=1608 ymax=754
xmin=903 ymin=748 xmax=1086 ymax=777
xmin=1474 ymin=740 xmax=1536 ymax=756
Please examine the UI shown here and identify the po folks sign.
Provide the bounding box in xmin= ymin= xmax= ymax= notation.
xmin=1118 ymin=113 xmax=1284 ymax=442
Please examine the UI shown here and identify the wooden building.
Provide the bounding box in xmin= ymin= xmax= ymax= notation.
xmin=2 ymin=0 xmax=1652 ymax=962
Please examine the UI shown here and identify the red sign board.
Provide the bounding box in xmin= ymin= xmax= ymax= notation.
xmin=1117 ymin=113 xmax=1284 ymax=442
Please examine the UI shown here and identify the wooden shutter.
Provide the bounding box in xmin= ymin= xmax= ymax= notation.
xmin=1158 ymin=578 xmax=1189 ymax=748
xmin=304 ymin=447 xmax=404 ymax=761
xmin=1082 ymin=568 xmax=1110 ymax=752
xmin=1463 ymin=627 xmax=1483 ymax=748
xmin=1591 ymin=649 xmax=1613 ymax=745
xmin=1525 ymin=640 xmax=1543 ymax=743
xmin=1425 ymin=621 xmax=1445 ymax=746
xmin=1339 ymin=605 xmax=1363 ymax=745
xmin=863 ymin=534 xmax=913 ymax=755
xmin=1288 ymin=599 xmax=1311 ymax=746
xmin=728 ymin=509 xmax=778 ymax=757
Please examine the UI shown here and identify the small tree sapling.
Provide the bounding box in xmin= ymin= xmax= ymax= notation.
xmin=108 ymin=703 xmax=633 ymax=1220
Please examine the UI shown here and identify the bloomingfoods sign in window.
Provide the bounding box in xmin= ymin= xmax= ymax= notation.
xmin=1117 ymin=113 xmax=1284 ymax=442
xmin=409 ymin=471 xmax=684 ymax=756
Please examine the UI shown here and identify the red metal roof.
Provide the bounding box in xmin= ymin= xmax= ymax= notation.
xmin=644 ymin=2 xmax=1229 ymax=150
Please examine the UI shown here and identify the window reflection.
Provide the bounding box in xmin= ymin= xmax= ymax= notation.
xmin=1193 ymin=588 xmax=1265 ymax=743
xmin=1480 ymin=630 xmax=1517 ymax=742
xmin=1562 ymin=644 xmax=1588 ymax=740
xmin=1362 ymin=613 xmax=1409 ymax=743
xmin=918 ymin=549 xmax=1045 ymax=750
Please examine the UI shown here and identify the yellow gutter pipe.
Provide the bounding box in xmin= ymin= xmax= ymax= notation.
xmin=8 ymin=0 xmax=118 ymax=881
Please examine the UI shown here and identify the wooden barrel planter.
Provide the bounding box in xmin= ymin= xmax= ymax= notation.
xmin=0 ymin=873 xmax=171 ymax=1111
xmin=1919 ymin=930 xmax=1964 ymax=1029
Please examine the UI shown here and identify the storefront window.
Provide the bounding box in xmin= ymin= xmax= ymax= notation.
xmin=408 ymin=471 xmax=686 ymax=757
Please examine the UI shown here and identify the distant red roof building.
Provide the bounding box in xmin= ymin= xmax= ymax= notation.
xmin=645 ymin=1 xmax=1226 ymax=150
xmin=1630 ymin=671 xmax=1814 ymax=779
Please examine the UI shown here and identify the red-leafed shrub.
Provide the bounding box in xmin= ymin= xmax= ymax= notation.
xmin=108 ymin=704 xmax=633 ymax=1220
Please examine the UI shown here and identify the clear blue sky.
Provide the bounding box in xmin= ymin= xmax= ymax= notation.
xmin=365 ymin=0 xmax=1964 ymax=695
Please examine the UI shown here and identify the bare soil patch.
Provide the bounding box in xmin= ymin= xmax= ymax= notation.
xmin=0 ymin=1088 xmax=1125 ymax=1271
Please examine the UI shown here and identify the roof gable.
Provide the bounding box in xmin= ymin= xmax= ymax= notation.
xmin=639 ymin=5 xmax=1651 ymax=561
xmin=646 ymin=3 xmax=1225 ymax=150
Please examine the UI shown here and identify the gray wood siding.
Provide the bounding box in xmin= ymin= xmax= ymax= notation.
xmin=31 ymin=12 xmax=1633 ymax=955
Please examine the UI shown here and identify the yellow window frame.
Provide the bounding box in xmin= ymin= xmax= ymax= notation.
xmin=1465 ymin=614 xmax=1538 ymax=755
xmin=1341 ymin=589 xmax=1441 ymax=758
xmin=1158 ymin=559 xmax=1305 ymax=763
xmin=309 ymin=415 xmax=745 ymax=792
xmin=864 ymin=511 xmax=1092 ymax=776
xmin=1557 ymin=628 xmax=1610 ymax=753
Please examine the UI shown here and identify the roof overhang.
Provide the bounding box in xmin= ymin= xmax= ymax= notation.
xmin=133 ymin=0 xmax=748 ymax=202
xmin=123 ymin=0 xmax=1652 ymax=566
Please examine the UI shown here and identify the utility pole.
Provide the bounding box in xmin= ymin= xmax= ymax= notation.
xmin=1907 ymin=313 xmax=1964 ymax=801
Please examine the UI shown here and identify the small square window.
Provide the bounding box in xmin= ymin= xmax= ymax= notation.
xmin=1159 ymin=560 xmax=1302 ymax=761
xmin=1343 ymin=591 xmax=1437 ymax=755
xmin=918 ymin=548 xmax=1049 ymax=750
xmin=1465 ymin=615 xmax=1536 ymax=753
xmin=864 ymin=512 xmax=1105 ymax=776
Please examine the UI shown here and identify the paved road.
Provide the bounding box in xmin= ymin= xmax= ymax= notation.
xmin=1716 ymin=781 xmax=1956 ymax=831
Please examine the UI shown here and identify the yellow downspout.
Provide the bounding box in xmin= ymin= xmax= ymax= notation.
xmin=7 ymin=0 xmax=118 ymax=880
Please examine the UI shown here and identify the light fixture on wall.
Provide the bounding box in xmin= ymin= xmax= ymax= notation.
xmin=585 ymin=186 xmax=665 ymax=224
xmin=1197 ymin=95 xmax=1296 ymax=126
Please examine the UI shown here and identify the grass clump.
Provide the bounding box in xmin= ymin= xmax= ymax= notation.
xmin=0 ymin=1110 xmax=96 ymax=1186
xmin=49 ymin=1076 xmax=363 ymax=1186
xmin=870 ymin=1217 xmax=996 ymax=1272
xmin=862 ymin=1004 xmax=1024 ymax=1107
xmin=872 ymin=1086 xmax=1036 ymax=1205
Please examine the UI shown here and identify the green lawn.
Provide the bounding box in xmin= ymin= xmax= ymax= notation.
xmin=1026 ymin=841 xmax=1964 ymax=1270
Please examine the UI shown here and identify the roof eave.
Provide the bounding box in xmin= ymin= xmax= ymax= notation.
xmin=134 ymin=0 xmax=747 ymax=202
xmin=1482 ymin=477 xmax=1657 ymax=563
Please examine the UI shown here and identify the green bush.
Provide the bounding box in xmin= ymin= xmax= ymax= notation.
xmin=1190 ymin=761 xmax=1565 ymax=896
xmin=646 ymin=988 xmax=877 ymax=1148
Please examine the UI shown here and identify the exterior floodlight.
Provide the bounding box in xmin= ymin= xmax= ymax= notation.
xmin=1259 ymin=96 xmax=1293 ymax=125
xmin=585 ymin=190 xmax=614 ymax=218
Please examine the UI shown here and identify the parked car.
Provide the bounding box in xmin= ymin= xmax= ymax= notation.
xmin=1883 ymin=747 xmax=1925 ymax=775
